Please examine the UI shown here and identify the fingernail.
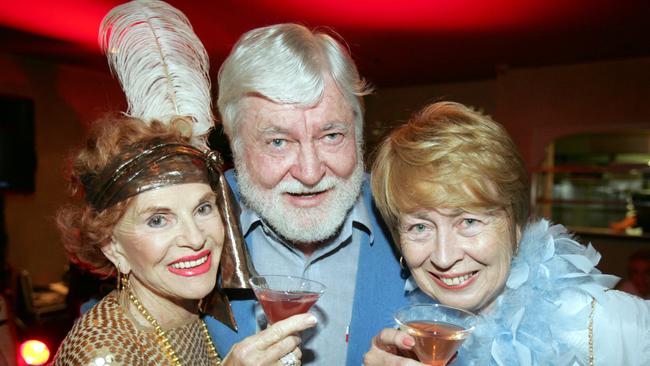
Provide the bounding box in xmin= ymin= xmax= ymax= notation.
xmin=305 ymin=314 xmax=318 ymax=324
xmin=403 ymin=337 xmax=415 ymax=348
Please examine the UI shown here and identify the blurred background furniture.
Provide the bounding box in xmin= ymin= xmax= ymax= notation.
xmin=16 ymin=269 xmax=66 ymax=325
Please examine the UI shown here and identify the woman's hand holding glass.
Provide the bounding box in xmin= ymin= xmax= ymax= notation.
xmin=364 ymin=328 xmax=427 ymax=366
xmin=222 ymin=313 xmax=317 ymax=366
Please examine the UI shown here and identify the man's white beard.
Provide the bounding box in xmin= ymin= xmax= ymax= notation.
xmin=235 ymin=158 xmax=364 ymax=244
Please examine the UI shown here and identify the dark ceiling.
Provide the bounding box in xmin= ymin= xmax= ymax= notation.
xmin=1 ymin=0 xmax=649 ymax=87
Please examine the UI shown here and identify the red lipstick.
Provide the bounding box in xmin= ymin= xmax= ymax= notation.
xmin=168 ymin=250 xmax=212 ymax=277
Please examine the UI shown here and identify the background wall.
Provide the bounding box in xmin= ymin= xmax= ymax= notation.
xmin=364 ymin=79 xmax=497 ymax=159
xmin=496 ymin=57 xmax=650 ymax=171
xmin=0 ymin=53 xmax=123 ymax=285
xmin=365 ymin=57 xmax=650 ymax=170
xmin=1 ymin=54 xmax=649 ymax=285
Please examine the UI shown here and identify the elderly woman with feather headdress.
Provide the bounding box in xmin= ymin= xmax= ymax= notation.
xmin=52 ymin=1 xmax=314 ymax=365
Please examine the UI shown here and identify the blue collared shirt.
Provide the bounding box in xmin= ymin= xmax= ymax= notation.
xmin=240 ymin=196 xmax=373 ymax=366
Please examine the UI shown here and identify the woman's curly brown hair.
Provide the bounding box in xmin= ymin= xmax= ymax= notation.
xmin=56 ymin=115 xmax=196 ymax=276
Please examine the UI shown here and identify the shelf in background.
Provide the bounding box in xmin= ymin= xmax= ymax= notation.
xmin=569 ymin=226 xmax=650 ymax=240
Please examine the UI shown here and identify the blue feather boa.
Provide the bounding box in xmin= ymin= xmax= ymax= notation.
xmin=407 ymin=219 xmax=620 ymax=365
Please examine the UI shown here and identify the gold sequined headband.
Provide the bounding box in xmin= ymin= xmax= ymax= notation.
xmin=81 ymin=142 xmax=221 ymax=211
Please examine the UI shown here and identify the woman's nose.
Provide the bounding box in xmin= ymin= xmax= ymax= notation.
xmin=429 ymin=230 xmax=463 ymax=269
xmin=180 ymin=218 xmax=205 ymax=249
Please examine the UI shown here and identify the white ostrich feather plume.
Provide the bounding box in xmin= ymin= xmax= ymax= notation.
xmin=99 ymin=0 xmax=213 ymax=145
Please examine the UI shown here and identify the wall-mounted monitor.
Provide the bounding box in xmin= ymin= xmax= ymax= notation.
xmin=0 ymin=95 xmax=36 ymax=193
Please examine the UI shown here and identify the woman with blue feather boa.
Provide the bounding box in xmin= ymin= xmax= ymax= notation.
xmin=364 ymin=102 xmax=650 ymax=365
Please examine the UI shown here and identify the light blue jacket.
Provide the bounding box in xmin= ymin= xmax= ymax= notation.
xmin=206 ymin=170 xmax=409 ymax=365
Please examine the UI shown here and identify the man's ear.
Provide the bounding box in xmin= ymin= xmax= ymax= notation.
xmin=101 ymin=237 xmax=131 ymax=274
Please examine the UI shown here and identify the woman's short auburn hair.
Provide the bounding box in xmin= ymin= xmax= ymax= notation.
xmin=56 ymin=115 xmax=196 ymax=276
xmin=371 ymin=102 xmax=530 ymax=248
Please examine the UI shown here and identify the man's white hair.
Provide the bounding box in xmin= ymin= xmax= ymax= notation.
xmin=217 ymin=23 xmax=372 ymax=156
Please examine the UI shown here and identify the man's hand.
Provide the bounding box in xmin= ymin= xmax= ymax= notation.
xmin=222 ymin=313 xmax=317 ymax=366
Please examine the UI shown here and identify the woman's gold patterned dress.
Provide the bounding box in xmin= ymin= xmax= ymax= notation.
xmin=53 ymin=292 xmax=217 ymax=365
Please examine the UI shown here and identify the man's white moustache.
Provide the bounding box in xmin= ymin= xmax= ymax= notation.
xmin=277 ymin=177 xmax=337 ymax=194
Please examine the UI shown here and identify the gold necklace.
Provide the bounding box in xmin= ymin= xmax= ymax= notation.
xmin=127 ymin=289 xmax=222 ymax=365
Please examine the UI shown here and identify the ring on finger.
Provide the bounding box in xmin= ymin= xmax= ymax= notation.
xmin=280 ymin=352 xmax=299 ymax=366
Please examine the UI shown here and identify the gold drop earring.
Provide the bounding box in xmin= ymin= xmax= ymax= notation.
xmin=116 ymin=267 xmax=130 ymax=308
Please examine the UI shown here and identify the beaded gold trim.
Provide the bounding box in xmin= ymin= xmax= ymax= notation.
xmin=200 ymin=320 xmax=221 ymax=365
xmin=128 ymin=289 xmax=222 ymax=365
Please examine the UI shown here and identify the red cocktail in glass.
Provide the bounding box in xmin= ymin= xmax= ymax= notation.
xmin=249 ymin=275 xmax=326 ymax=324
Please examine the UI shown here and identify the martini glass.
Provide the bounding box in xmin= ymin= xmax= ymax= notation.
xmin=249 ymin=275 xmax=326 ymax=324
xmin=394 ymin=304 xmax=476 ymax=366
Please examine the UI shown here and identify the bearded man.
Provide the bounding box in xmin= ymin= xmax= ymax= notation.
xmin=207 ymin=23 xmax=409 ymax=366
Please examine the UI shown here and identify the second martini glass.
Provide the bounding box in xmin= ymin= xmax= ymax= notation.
xmin=394 ymin=304 xmax=476 ymax=366
xmin=249 ymin=275 xmax=326 ymax=324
